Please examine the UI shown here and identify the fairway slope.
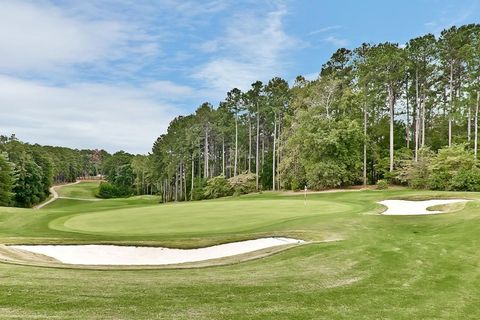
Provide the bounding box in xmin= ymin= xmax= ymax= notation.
xmin=35 ymin=181 xmax=101 ymax=209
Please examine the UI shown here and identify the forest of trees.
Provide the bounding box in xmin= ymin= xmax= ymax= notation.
xmin=0 ymin=135 xmax=158 ymax=206
xmin=2 ymin=24 xmax=480 ymax=206
xmin=147 ymin=24 xmax=480 ymax=201
xmin=0 ymin=135 xmax=108 ymax=207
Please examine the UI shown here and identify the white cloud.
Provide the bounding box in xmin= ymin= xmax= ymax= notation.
xmin=197 ymin=40 xmax=221 ymax=53
xmin=0 ymin=1 xmax=161 ymax=73
xmin=164 ymin=0 xmax=228 ymax=17
xmin=145 ymin=81 xmax=196 ymax=98
xmin=192 ymin=4 xmax=298 ymax=99
xmin=194 ymin=59 xmax=263 ymax=96
xmin=323 ymin=36 xmax=349 ymax=47
xmin=0 ymin=1 xmax=300 ymax=152
xmin=308 ymin=24 xmax=348 ymax=49
xmin=0 ymin=75 xmax=179 ymax=153
xmin=158 ymin=0 xmax=229 ymax=29
xmin=309 ymin=25 xmax=342 ymax=35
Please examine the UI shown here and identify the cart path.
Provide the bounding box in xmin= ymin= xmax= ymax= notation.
xmin=34 ymin=181 xmax=81 ymax=209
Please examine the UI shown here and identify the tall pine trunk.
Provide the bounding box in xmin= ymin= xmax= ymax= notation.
xmin=163 ymin=179 xmax=167 ymax=203
xmin=421 ymin=91 xmax=426 ymax=148
xmin=175 ymin=166 xmax=178 ymax=202
xmin=204 ymin=127 xmax=209 ymax=178
xmin=222 ymin=137 xmax=225 ymax=176
xmin=234 ymin=115 xmax=238 ymax=176
xmin=191 ymin=155 xmax=194 ymax=201
xmin=262 ymin=132 xmax=265 ymax=172
xmin=277 ymin=115 xmax=281 ymax=190
xmin=468 ymin=105 xmax=471 ymax=145
xmin=363 ymin=101 xmax=368 ymax=186
xmin=475 ymin=91 xmax=479 ymax=160
xmin=448 ymin=62 xmax=453 ymax=147
xmin=388 ymin=86 xmax=395 ymax=172
xmin=248 ymin=117 xmax=252 ymax=173
xmin=415 ymin=69 xmax=420 ymax=161
xmin=406 ymin=77 xmax=410 ymax=149
xmin=179 ymin=162 xmax=183 ymax=201
xmin=183 ymin=162 xmax=187 ymax=201
xmin=256 ymin=102 xmax=260 ymax=190
xmin=272 ymin=113 xmax=277 ymax=190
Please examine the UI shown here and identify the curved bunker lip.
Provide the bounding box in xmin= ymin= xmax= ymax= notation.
xmin=10 ymin=237 xmax=305 ymax=266
xmin=378 ymin=199 xmax=469 ymax=216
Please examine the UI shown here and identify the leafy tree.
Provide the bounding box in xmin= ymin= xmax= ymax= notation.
xmin=282 ymin=105 xmax=364 ymax=189
xmin=0 ymin=153 xmax=14 ymax=206
xmin=13 ymin=154 xmax=44 ymax=207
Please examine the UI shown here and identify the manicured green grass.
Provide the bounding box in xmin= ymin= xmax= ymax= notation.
xmin=1 ymin=183 xmax=480 ymax=318
xmin=56 ymin=181 xmax=100 ymax=199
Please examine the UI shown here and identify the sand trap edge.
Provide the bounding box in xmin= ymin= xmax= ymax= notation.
xmin=378 ymin=199 xmax=471 ymax=216
xmin=0 ymin=238 xmax=319 ymax=270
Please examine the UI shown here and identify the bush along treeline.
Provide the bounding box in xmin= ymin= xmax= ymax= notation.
xmin=0 ymin=135 xmax=109 ymax=207
xmin=144 ymin=23 xmax=480 ymax=201
xmin=395 ymin=144 xmax=480 ymax=191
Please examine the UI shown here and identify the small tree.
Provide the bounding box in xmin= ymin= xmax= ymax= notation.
xmin=228 ymin=173 xmax=256 ymax=195
xmin=203 ymin=176 xmax=233 ymax=199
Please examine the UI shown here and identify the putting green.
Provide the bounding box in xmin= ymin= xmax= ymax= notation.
xmin=50 ymin=198 xmax=366 ymax=236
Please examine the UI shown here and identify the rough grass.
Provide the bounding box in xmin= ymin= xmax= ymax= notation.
xmin=1 ymin=183 xmax=480 ymax=319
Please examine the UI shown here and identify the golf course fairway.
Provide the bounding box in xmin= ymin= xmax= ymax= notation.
xmin=1 ymin=181 xmax=480 ymax=319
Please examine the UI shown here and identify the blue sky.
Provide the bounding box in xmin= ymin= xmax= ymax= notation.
xmin=0 ymin=0 xmax=479 ymax=153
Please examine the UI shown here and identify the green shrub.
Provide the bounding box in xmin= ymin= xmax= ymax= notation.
xmin=450 ymin=168 xmax=480 ymax=191
xmin=431 ymin=144 xmax=474 ymax=173
xmin=191 ymin=177 xmax=207 ymax=200
xmin=97 ymin=182 xmax=116 ymax=198
xmin=97 ymin=182 xmax=133 ymax=198
xmin=394 ymin=145 xmax=480 ymax=192
xmin=228 ymin=173 xmax=256 ymax=195
xmin=428 ymin=170 xmax=452 ymax=190
xmin=290 ymin=179 xmax=300 ymax=191
xmin=203 ymin=176 xmax=233 ymax=199
xmin=391 ymin=147 xmax=414 ymax=185
xmin=376 ymin=179 xmax=388 ymax=190
xmin=395 ymin=147 xmax=434 ymax=189
xmin=409 ymin=148 xmax=434 ymax=189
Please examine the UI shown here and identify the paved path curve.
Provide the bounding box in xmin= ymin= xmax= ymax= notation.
xmin=34 ymin=181 xmax=81 ymax=210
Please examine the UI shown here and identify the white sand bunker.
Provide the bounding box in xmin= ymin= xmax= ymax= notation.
xmin=379 ymin=199 xmax=469 ymax=216
xmin=11 ymin=237 xmax=304 ymax=266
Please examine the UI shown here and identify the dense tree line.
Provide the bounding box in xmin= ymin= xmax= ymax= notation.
xmin=0 ymin=135 xmax=108 ymax=207
xmin=3 ymin=24 xmax=480 ymax=205
xmin=146 ymin=24 xmax=480 ymax=201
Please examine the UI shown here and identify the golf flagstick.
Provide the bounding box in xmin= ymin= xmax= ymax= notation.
xmin=304 ymin=185 xmax=307 ymax=206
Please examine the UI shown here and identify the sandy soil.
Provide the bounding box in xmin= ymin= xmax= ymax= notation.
xmin=378 ymin=199 xmax=469 ymax=215
xmin=11 ymin=237 xmax=305 ymax=266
